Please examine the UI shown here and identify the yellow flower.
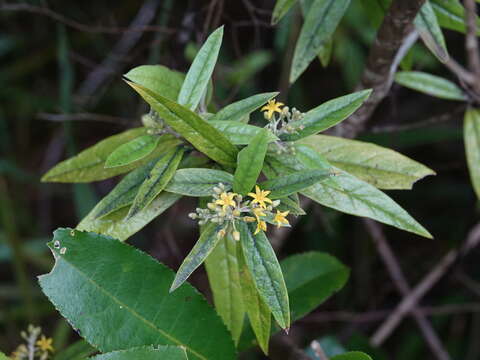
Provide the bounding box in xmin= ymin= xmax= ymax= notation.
xmin=261 ymin=99 xmax=284 ymax=119
xmin=248 ymin=185 xmax=273 ymax=209
xmin=36 ymin=335 xmax=54 ymax=353
xmin=254 ymin=220 xmax=267 ymax=234
xmin=215 ymin=192 xmax=236 ymax=211
xmin=274 ymin=210 xmax=290 ymax=228
xmin=252 ymin=206 xmax=266 ymax=221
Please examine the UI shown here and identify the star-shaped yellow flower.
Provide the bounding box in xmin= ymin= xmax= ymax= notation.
xmin=215 ymin=192 xmax=236 ymax=211
xmin=254 ymin=220 xmax=267 ymax=234
xmin=248 ymin=185 xmax=273 ymax=209
xmin=261 ymin=99 xmax=284 ymax=119
xmin=36 ymin=335 xmax=54 ymax=353
xmin=252 ymin=206 xmax=266 ymax=221
xmin=274 ymin=210 xmax=290 ymax=228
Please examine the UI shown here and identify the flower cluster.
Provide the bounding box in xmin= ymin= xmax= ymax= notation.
xmin=11 ymin=325 xmax=54 ymax=360
xmin=189 ymin=184 xmax=290 ymax=238
xmin=261 ymin=99 xmax=306 ymax=137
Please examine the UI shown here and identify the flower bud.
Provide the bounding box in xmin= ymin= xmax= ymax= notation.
xmin=233 ymin=230 xmax=240 ymax=241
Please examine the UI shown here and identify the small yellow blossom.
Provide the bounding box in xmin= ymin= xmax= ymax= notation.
xmin=261 ymin=99 xmax=284 ymax=119
xmin=274 ymin=210 xmax=290 ymax=228
xmin=254 ymin=220 xmax=267 ymax=235
xmin=252 ymin=206 xmax=266 ymax=221
xmin=215 ymin=192 xmax=236 ymax=211
xmin=248 ymin=186 xmax=273 ymax=209
xmin=36 ymin=335 xmax=54 ymax=353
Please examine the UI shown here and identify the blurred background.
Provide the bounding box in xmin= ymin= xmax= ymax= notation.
xmin=1 ymin=0 xmax=479 ymax=359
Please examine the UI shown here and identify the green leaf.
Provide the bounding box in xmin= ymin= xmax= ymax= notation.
xmin=318 ymin=38 xmax=333 ymax=67
xmin=170 ymin=223 xmax=222 ymax=292
xmin=205 ymin=232 xmax=245 ymax=345
xmin=0 ymin=352 xmax=8 ymax=360
xmin=414 ymin=1 xmax=449 ymax=63
xmin=177 ymin=26 xmax=223 ymax=110
xmin=259 ymin=169 xmax=332 ymax=199
xmin=395 ymin=71 xmax=466 ymax=101
xmin=234 ymin=129 xmax=269 ymax=195
xmin=331 ymin=351 xmax=373 ymax=360
xmin=90 ymin=345 xmax=188 ymax=360
xmin=126 ymin=81 xmax=238 ymax=167
xmin=431 ymin=0 xmax=480 ymax=35
xmin=127 ymin=147 xmax=184 ymax=219
xmin=272 ymin=0 xmax=299 ymax=24
xmin=290 ymin=0 xmax=351 ymax=83
xmin=39 ymin=229 xmax=235 ymax=360
xmin=105 ymin=135 xmax=161 ymax=168
xmin=298 ymin=135 xmax=435 ymax=190
xmin=124 ymin=65 xmax=184 ymax=101
xmin=238 ymin=222 xmax=290 ymax=329
xmin=226 ymin=51 xmax=273 ymax=87
xmin=280 ymin=89 xmax=372 ymax=141
xmin=54 ymin=340 xmax=96 ymax=360
xmin=276 ymin=193 xmax=306 ymax=215
xmin=464 ymin=108 xmax=480 ymax=199
xmin=210 ymin=92 xmax=278 ymax=123
xmin=165 ymin=168 xmax=233 ymax=196
xmin=209 ymin=121 xmax=278 ymax=144
xmin=281 ymin=252 xmax=349 ymax=320
xmin=77 ymin=192 xmax=181 ymax=241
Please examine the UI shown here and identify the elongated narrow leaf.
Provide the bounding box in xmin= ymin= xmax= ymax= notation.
xmin=259 ymin=169 xmax=332 ymax=199
xmin=464 ymin=108 xmax=480 ymax=199
xmin=77 ymin=192 xmax=181 ymax=241
xmin=239 ymin=222 xmax=290 ymax=329
xmin=272 ymin=0 xmax=299 ymax=24
xmin=290 ymin=0 xmax=351 ymax=83
xmin=414 ymin=1 xmax=449 ymax=63
xmin=205 ymin=232 xmax=245 ymax=345
xmin=276 ymin=193 xmax=306 ymax=215
xmin=127 ymin=147 xmax=184 ymax=219
xmin=234 ymin=129 xmax=269 ymax=195
xmin=331 ymin=352 xmax=373 ymax=360
xmin=90 ymin=345 xmax=188 ymax=360
xmin=210 ymin=92 xmax=278 ymax=122
xmin=105 ymin=135 xmax=160 ymax=168
xmin=431 ymin=0 xmax=480 ymax=34
xmin=39 ymin=229 xmax=235 ymax=360
xmin=126 ymin=81 xmax=238 ymax=167
xmin=165 ymin=168 xmax=233 ymax=196
xmin=124 ymin=65 xmax=185 ymax=101
xmin=318 ymin=38 xmax=333 ymax=67
xmin=170 ymin=223 xmax=222 ymax=292
xmin=280 ymin=89 xmax=372 ymax=141
xmin=298 ymin=135 xmax=435 ymax=190
xmin=209 ymin=121 xmax=278 ymax=144
xmin=178 ymin=26 xmax=223 ymax=110
xmin=395 ymin=71 xmax=466 ymax=101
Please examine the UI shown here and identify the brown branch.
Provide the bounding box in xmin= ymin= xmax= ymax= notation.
xmin=465 ymin=0 xmax=480 ymax=84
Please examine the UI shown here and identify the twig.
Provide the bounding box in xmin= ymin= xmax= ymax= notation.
xmin=456 ymin=271 xmax=480 ymax=298
xmin=310 ymin=340 xmax=329 ymax=360
xmin=38 ymin=112 xmax=133 ymax=125
xmin=465 ymin=0 xmax=480 ymax=85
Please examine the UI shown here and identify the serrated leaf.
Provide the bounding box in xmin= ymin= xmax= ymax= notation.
xmin=127 ymin=147 xmax=184 ymax=219
xmin=126 ymin=81 xmax=238 ymax=167
xmin=272 ymin=0 xmax=299 ymax=24
xmin=331 ymin=352 xmax=373 ymax=360
xmin=290 ymin=0 xmax=351 ymax=83
xmin=414 ymin=1 xmax=449 ymax=63
xmin=178 ymin=26 xmax=223 ymax=110
xmin=464 ymin=108 xmax=480 ymax=199
xmin=209 ymin=121 xmax=278 ymax=144
xmin=238 ymin=222 xmax=290 ymax=330
xmin=298 ymin=134 xmax=435 ymax=189
xmin=89 ymin=345 xmax=188 ymax=360
xmin=105 ymin=135 xmax=161 ymax=168
xmin=165 ymin=168 xmax=233 ymax=196
xmin=170 ymin=223 xmax=222 ymax=292
xmin=39 ymin=229 xmax=235 ymax=360
xmin=77 ymin=192 xmax=181 ymax=241
xmin=280 ymin=89 xmax=372 ymax=141
xmin=395 ymin=71 xmax=466 ymax=101
xmin=124 ymin=65 xmax=185 ymax=101
xmin=431 ymin=0 xmax=480 ymax=35
xmin=205 ymin=232 xmax=245 ymax=345
xmin=234 ymin=129 xmax=269 ymax=195
xmin=210 ymin=92 xmax=278 ymax=123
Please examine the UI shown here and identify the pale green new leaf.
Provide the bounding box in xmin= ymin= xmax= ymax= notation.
xmin=210 ymin=92 xmax=278 ymax=122
xmin=239 ymin=222 xmax=290 ymax=330
xmin=395 ymin=71 xmax=466 ymax=101
xmin=290 ymin=0 xmax=351 ymax=83
xmin=170 ymin=223 xmax=222 ymax=292
xmin=39 ymin=229 xmax=235 ymax=360
xmin=431 ymin=0 xmax=480 ymax=35
xmin=272 ymin=0 xmax=299 ymax=24
xmin=165 ymin=168 xmax=234 ymax=196
xmin=90 ymin=345 xmax=188 ymax=360
xmin=298 ymin=135 xmax=435 ymax=190
xmin=126 ymin=81 xmax=238 ymax=167
xmin=330 ymin=352 xmax=373 ymax=360
xmin=280 ymin=89 xmax=372 ymax=141
xmin=105 ymin=135 xmax=160 ymax=168
xmin=178 ymin=26 xmax=223 ymax=110
xmin=234 ymin=129 xmax=269 ymax=195
xmin=127 ymin=147 xmax=184 ymax=219
xmin=209 ymin=121 xmax=278 ymax=144
xmin=464 ymin=108 xmax=480 ymax=199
